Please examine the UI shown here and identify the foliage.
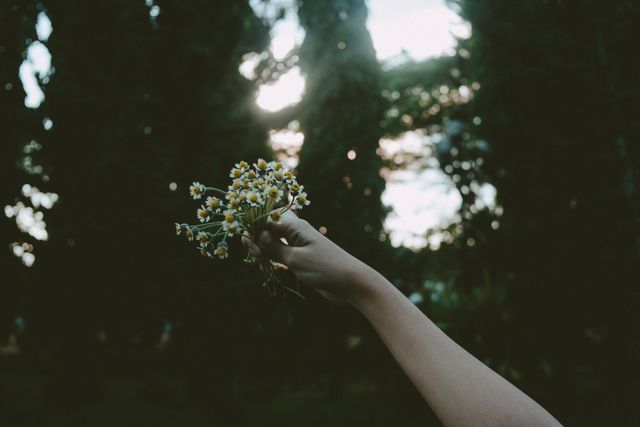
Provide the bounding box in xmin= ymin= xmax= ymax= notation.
xmin=1 ymin=0 xmax=639 ymax=425
xmin=457 ymin=0 xmax=640 ymax=419
xmin=296 ymin=0 xmax=387 ymax=258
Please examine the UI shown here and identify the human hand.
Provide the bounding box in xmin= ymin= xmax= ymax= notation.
xmin=241 ymin=210 xmax=372 ymax=303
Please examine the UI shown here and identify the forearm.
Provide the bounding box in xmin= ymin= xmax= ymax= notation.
xmin=347 ymin=265 xmax=561 ymax=427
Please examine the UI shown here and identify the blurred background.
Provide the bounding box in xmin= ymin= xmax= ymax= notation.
xmin=1 ymin=0 xmax=639 ymax=425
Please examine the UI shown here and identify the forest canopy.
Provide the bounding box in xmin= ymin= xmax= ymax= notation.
xmin=1 ymin=0 xmax=639 ymax=425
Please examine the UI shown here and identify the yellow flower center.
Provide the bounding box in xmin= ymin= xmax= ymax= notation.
xmin=257 ymin=159 xmax=267 ymax=170
xmin=268 ymin=188 xmax=279 ymax=198
xmin=233 ymin=169 xmax=242 ymax=178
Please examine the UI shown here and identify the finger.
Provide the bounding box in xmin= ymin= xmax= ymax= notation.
xmin=241 ymin=235 xmax=262 ymax=257
xmin=258 ymin=230 xmax=294 ymax=266
xmin=268 ymin=210 xmax=304 ymax=241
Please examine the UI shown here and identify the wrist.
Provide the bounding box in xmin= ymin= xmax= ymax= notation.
xmin=344 ymin=261 xmax=394 ymax=312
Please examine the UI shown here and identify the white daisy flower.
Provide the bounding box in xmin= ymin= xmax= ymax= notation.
xmin=230 ymin=179 xmax=243 ymax=190
xmin=250 ymin=178 xmax=263 ymax=189
xmin=223 ymin=220 xmax=241 ymax=236
xmin=289 ymin=182 xmax=302 ymax=193
xmin=189 ymin=181 xmax=205 ymax=199
xmin=269 ymin=209 xmax=283 ymax=223
xmin=225 ymin=189 xmax=239 ymax=200
xmin=223 ymin=209 xmax=236 ymax=224
xmin=265 ymin=185 xmax=283 ymax=201
xmin=229 ymin=167 xmax=244 ymax=179
xmin=197 ymin=231 xmax=210 ymax=246
xmin=214 ymin=243 xmax=229 ymax=259
xmin=228 ymin=197 xmax=241 ymax=210
xmin=246 ymin=191 xmax=263 ymax=207
xmin=284 ymin=170 xmax=294 ymax=182
xmin=184 ymin=228 xmax=194 ymax=241
xmin=254 ymin=158 xmax=268 ymax=172
xmin=206 ymin=196 xmax=221 ymax=211
xmin=199 ymin=247 xmax=212 ymax=258
xmin=197 ymin=206 xmax=210 ymax=223
xmin=295 ymin=192 xmax=310 ymax=209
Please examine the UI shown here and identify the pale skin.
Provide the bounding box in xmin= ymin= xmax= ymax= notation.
xmin=242 ymin=211 xmax=562 ymax=427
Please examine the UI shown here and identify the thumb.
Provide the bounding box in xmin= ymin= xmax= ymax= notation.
xmin=258 ymin=230 xmax=294 ymax=266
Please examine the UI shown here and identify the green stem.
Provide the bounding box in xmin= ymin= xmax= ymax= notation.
xmin=206 ymin=187 xmax=227 ymax=197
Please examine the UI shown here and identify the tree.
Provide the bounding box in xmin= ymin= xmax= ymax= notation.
xmin=297 ymin=0 xmax=386 ymax=259
xmin=458 ymin=0 xmax=640 ymax=420
xmin=11 ymin=0 xmax=271 ymax=416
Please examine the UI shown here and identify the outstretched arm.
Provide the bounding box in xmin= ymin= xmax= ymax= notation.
xmin=242 ymin=212 xmax=561 ymax=427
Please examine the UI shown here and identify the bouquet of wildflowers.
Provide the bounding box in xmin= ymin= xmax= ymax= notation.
xmin=175 ymin=159 xmax=310 ymax=297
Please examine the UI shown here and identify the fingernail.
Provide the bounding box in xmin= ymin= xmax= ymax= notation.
xmin=258 ymin=231 xmax=272 ymax=248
